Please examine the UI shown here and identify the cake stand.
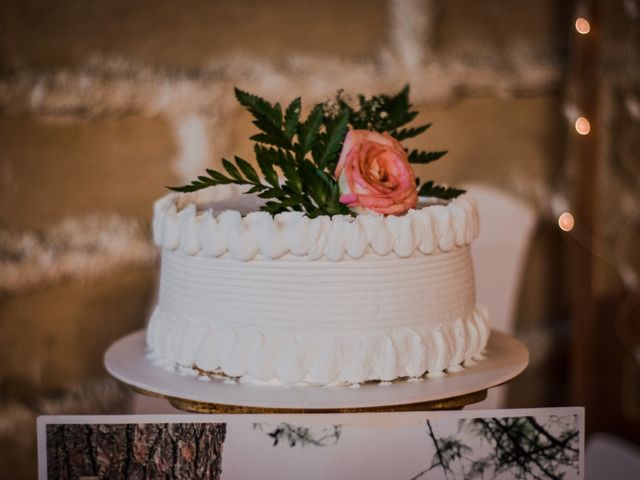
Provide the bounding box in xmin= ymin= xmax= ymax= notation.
xmin=104 ymin=330 xmax=528 ymax=413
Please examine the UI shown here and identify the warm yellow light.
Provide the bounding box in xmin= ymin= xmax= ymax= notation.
xmin=558 ymin=212 xmax=575 ymax=232
xmin=575 ymin=116 xmax=591 ymax=135
xmin=575 ymin=17 xmax=591 ymax=34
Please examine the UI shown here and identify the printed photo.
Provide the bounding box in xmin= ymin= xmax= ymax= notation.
xmin=39 ymin=408 xmax=583 ymax=480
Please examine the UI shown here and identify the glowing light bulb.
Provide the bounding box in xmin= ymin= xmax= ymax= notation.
xmin=558 ymin=212 xmax=575 ymax=232
xmin=575 ymin=17 xmax=591 ymax=34
xmin=575 ymin=116 xmax=591 ymax=135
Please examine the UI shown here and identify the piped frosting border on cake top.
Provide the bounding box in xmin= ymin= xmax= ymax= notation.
xmin=152 ymin=187 xmax=479 ymax=262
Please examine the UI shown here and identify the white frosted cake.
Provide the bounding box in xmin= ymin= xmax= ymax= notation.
xmin=146 ymin=185 xmax=490 ymax=386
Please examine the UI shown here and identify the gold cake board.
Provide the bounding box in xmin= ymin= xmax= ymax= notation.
xmin=131 ymin=385 xmax=488 ymax=413
xmin=105 ymin=330 xmax=527 ymax=413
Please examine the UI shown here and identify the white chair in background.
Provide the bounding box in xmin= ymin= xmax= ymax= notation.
xmin=463 ymin=183 xmax=537 ymax=409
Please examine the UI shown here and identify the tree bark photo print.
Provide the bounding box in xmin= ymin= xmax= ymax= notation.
xmin=45 ymin=423 xmax=226 ymax=480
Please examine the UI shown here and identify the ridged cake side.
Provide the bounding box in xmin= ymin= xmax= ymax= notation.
xmin=146 ymin=247 xmax=490 ymax=385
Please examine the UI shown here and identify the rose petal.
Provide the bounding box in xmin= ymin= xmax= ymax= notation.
xmin=339 ymin=193 xmax=358 ymax=205
xmin=335 ymin=129 xmax=417 ymax=215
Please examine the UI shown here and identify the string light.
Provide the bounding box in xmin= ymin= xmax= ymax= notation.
xmin=574 ymin=116 xmax=591 ymax=135
xmin=558 ymin=212 xmax=575 ymax=232
xmin=575 ymin=17 xmax=591 ymax=34
xmin=559 ymin=1 xmax=640 ymax=368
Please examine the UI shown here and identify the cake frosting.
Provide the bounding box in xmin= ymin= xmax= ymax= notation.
xmin=146 ymin=185 xmax=490 ymax=385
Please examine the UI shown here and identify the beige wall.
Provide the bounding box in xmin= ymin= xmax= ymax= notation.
xmin=3 ymin=0 xmax=636 ymax=476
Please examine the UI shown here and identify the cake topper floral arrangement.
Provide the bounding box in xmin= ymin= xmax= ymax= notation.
xmin=171 ymin=86 xmax=463 ymax=217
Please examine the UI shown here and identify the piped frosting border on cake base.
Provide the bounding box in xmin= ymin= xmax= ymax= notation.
xmin=146 ymin=304 xmax=490 ymax=386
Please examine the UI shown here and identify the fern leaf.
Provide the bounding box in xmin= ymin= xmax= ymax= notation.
xmin=299 ymin=104 xmax=323 ymax=154
xmin=418 ymin=181 xmax=465 ymax=199
xmin=408 ymin=150 xmax=448 ymax=164
xmin=255 ymin=145 xmax=280 ymax=188
xmin=206 ymin=168 xmax=234 ymax=184
xmin=315 ymin=110 xmax=349 ymax=169
xmin=234 ymin=156 xmax=260 ymax=184
xmin=392 ymin=124 xmax=431 ymax=141
xmin=222 ymin=159 xmax=243 ymax=181
xmin=234 ymin=88 xmax=282 ymax=127
xmin=284 ymin=97 xmax=301 ymax=140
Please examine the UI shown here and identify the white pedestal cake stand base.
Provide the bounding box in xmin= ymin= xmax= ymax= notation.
xmin=104 ymin=329 xmax=528 ymax=413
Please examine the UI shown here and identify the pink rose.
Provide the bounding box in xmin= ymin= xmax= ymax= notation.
xmin=335 ymin=130 xmax=418 ymax=215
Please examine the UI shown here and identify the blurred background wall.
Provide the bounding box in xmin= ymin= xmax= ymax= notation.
xmin=0 ymin=0 xmax=638 ymax=477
